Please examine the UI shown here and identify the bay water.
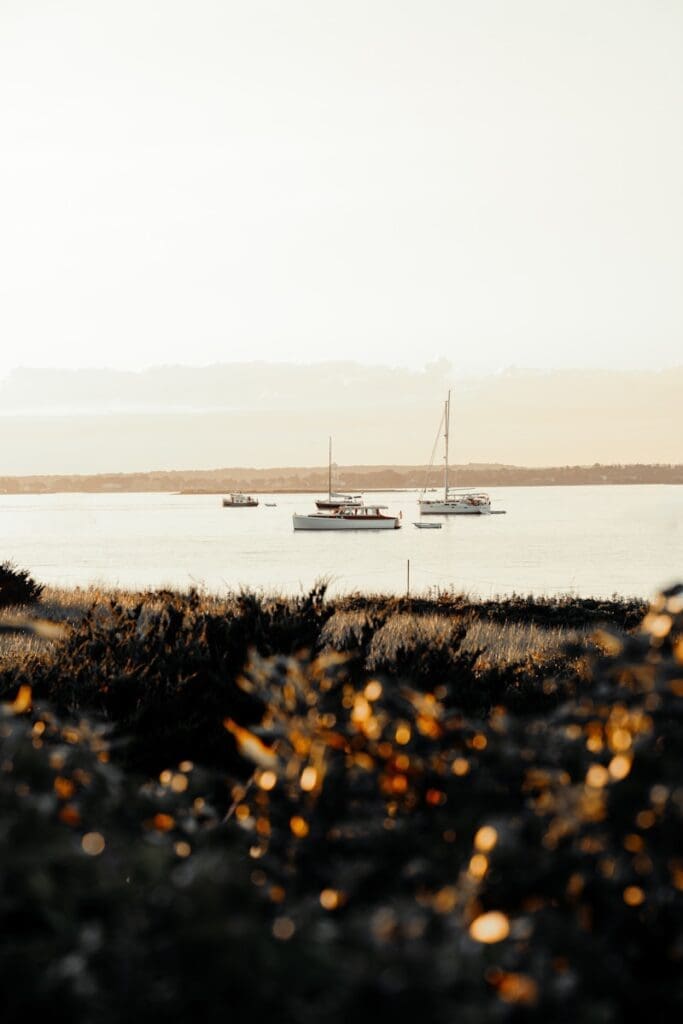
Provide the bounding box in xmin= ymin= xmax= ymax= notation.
xmin=1 ymin=485 xmax=680 ymax=600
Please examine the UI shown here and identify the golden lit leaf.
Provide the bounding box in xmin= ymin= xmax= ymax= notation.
xmin=224 ymin=719 xmax=278 ymax=768
xmin=469 ymin=911 xmax=510 ymax=943
xmin=9 ymin=686 xmax=32 ymax=715
xmin=352 ymin=753 xmax=375 ymax=771
xmin=452 ymin=757 xmax=470 ymax=776
xmin=290 ymin=816 xmax=309 ymax=838
xmin=175 ymin=841 xmax=192 ymax=858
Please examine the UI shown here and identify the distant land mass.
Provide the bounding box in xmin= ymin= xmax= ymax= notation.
xmin=0 ymin=464 xmax=681 ymax=494
xmin=0 ymin=362 xmax=681 ymax=474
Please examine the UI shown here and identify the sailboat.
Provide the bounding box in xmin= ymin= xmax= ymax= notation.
xmin=315 ymin=437 xmax=363 ymax=510
xmin=418 ymin=392 xmax=493 ymax=515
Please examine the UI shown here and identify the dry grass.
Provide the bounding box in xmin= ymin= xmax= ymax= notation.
xmin=320 ymin=608 xmax=598 ymax=671
xmin=1 ymin=585 xmax=617 ymax=678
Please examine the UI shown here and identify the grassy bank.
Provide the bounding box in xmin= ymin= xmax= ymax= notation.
xmin=0 ymin=582 xmax=681 ymax=1022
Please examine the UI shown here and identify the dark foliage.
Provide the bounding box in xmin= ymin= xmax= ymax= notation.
xmin=0 ymin=584 xmax=681 ymax=1022
xmin=0 ymin=560 xmax=44 ymax=608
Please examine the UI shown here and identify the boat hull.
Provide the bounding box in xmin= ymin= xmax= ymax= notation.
xmin=293 ymin=513 xmax=400 ymax=530
xmin=419 ymin=500 xmax=490 ymax=515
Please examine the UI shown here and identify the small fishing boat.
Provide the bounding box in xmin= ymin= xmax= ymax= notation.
xmin=293 ymin=505 xmax=401 ymax=531
xmin=265 ymin=502 xmax=277 ymax=507
xmin=222 ymin=493 xmax=259 ymax=508
xmin=414 ymin=521 xmax=442 ymax=528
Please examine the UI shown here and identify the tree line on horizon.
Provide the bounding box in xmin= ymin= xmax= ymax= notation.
xmin=0 ymin=463 xmax=681 ymax=494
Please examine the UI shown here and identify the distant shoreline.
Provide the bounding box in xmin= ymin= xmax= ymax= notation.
xmin=0 ymin=463 xmax=681 ymax=494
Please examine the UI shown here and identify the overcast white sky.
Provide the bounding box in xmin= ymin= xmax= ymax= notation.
xmin=1 ymin=0 xmax=681 ymax=378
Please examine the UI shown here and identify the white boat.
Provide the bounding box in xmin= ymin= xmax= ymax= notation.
xmin=293 ymin=505 xmax=401 ymax=530
xmin=222 ymin=493 xmax=259 ymax=508
xmin=414 ymin=521 xmax=442 ymax=528
xmin=315 ymin=438 xmax=362 ymax=509
xmin=418 ymin=392 xmax=495 ymax=515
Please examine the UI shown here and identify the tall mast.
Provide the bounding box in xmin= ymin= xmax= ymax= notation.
xmin=443 ymin=391 xmax=450 ymax=499
xmin=328 ymin=436 xmax=332 ymax=500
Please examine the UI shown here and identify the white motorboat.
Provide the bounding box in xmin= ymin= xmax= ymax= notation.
xmin=414 ymin=521 xmax=442 ymax=528
xmin=315 ymin=438 xmax=363 ymax=509
xmin=418 ymin=392 xmax=495 ymax=515
xmin=222 ymin=493 xmax=259 ymax=508
xmin=293 ymin=505 xmax=401 ymax=530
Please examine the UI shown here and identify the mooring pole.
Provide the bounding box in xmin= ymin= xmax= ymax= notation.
xmin=407 ymin=558 xmax=410 ymax=597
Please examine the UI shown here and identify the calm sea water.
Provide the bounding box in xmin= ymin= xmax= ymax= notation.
xmin=1 ymin=486 xmax=681 ymax=600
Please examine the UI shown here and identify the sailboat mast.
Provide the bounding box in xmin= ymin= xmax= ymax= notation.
xmin=328 ymin=437 xmax=332 ymax=500
xmin=443 ymin=391 xmax=450 ymax=498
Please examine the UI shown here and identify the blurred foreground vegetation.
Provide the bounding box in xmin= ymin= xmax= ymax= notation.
xmin=0 ymin=580 xmax=681 ymax=1022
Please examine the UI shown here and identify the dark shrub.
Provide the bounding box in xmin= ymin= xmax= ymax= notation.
xmin=0 ymin=561 xmax=44 ymax=607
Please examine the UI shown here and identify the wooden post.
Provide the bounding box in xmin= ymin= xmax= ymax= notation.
xmin=406 ymin=558 xmax=410 ymax=597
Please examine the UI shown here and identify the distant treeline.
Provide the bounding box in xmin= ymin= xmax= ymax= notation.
xmin=0 ymin=463 xmax=681 ymax=494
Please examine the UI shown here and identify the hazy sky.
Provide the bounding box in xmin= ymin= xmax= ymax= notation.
xmin=1 ymin=0 xmax=681 ymax=378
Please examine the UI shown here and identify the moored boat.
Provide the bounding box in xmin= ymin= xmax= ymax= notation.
xmin=316 ymin=492 xmax=363 ymax=510
xmin=315 ymin=438 xmax=363 ymax=509
xmin=222 ymin=493 xmax=259 ymax=507
xmin=418 ymin=392 xmax=497 ymax=515
xmin=293 ymin=505 xmax=401 ymax=530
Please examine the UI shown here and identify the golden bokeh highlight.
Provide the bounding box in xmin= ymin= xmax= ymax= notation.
xmin=82 ymin=832 xmax=105 ymax=856
xmin=474 ymin=825 xmax=498 ymax=852
xmin=469 ymin=911 xmax=510 ymax=943
xmin=623 ymin=886 xmax=645 ymax=906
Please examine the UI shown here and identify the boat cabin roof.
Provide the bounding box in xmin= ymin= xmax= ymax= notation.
xmin=339 ymin=504 xmax=389 ymax=512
